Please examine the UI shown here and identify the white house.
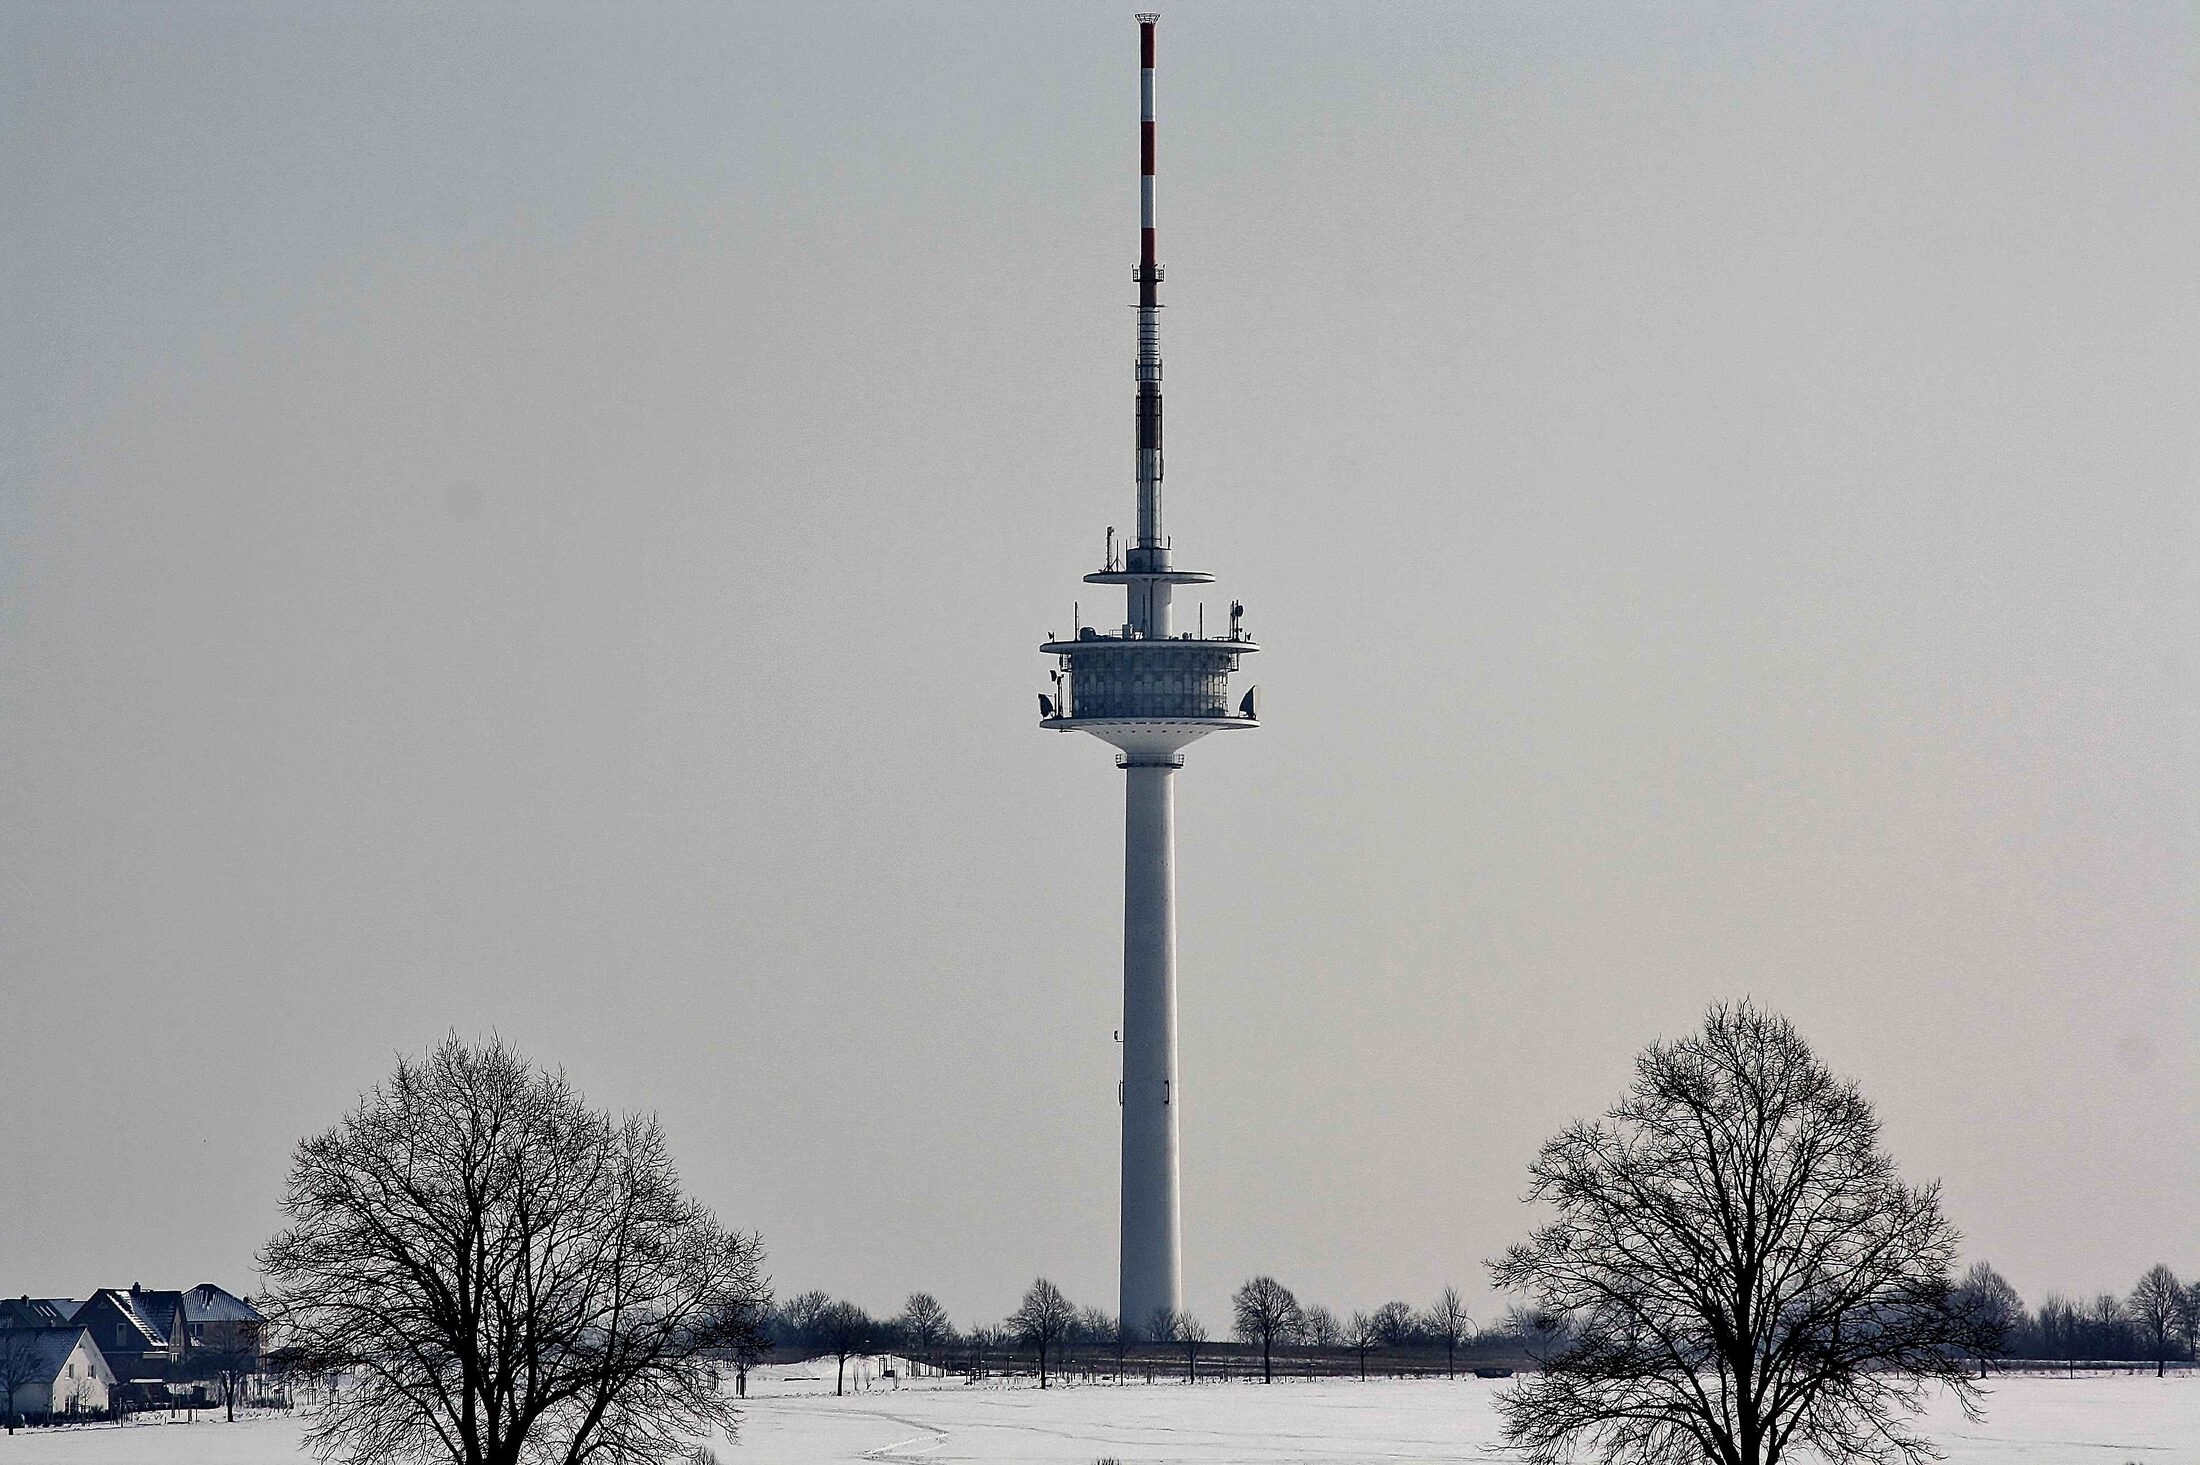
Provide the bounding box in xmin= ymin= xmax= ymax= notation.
xmin=7 ymin=1328 xmax=115 ymax=1421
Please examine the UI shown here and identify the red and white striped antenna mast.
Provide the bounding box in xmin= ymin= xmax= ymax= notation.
xmin=1133 ymin=12 xmax=1165 ymax=568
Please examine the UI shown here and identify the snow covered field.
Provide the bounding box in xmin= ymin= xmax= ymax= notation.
xmin=4 ymin=1369 xmax=2193 ymax=1463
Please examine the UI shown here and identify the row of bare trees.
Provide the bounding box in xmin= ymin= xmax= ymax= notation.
xmin=760 ymin=1278 xmax=1496 ymax=1389
xmin=1204 ymin=1277 xmax=1483 ymax=1383
xmin=769 ymin=1257 xmax=2200 ymax=1399
xmin=764 ymin=1282 xmax=1096 ymax=1392
xmin=1954 ymin=1260 xmax=2200 ymax=1375
xmin=1244 ymin=1285 xmax=1481 ymax=1378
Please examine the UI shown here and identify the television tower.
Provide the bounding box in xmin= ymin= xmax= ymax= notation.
xmin=1038 ymin=12 xmax=1259 ymax=1340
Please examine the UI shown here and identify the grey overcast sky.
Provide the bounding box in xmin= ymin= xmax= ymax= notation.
xmin=2 ymin=1 xmax=2194 ymax=1330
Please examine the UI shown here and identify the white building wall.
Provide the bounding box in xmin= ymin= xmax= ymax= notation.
xmin=64 ymin=1334 xmax=114 ymax=1416
xmin=9 ymin=1333 xmax=113 ymax=1420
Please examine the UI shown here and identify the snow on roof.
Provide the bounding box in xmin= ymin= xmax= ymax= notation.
xmin=93 ymin=1289 xmax=172 ymax=1346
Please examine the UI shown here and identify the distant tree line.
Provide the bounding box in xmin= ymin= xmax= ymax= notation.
xmin=753 ymin=1276 xmax=1552 ymax=1388
xmin=1954 ymin=1260 xmax=2200 ymax=1375
xmin=753 ymin=1258 xmax=2198 ymax=1396
xmin=761 ymin=1263 xmax=2200 ymax=1390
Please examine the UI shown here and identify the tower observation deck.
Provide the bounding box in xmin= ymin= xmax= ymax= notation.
xmin=1038 ymin=13 xmax=1259 ymax=1341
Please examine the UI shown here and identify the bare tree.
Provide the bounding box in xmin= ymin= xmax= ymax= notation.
xmin=2130 ymin=1265 xmax=2184 ymax=1377
xmin=2180 ymin=1282 xmax=2200 ymax=1366
xmin=1075 ymin=1307 xmax=1118 ymax=1377
xmin=816 ymin=1302 xmax=873 ymax=1397
xmin=2035 ymin=1293 xmax=2080 ymax=1375
xmin=1155 ymin=1310 xmax=1208 ymax=1382
xmin=66 ymin=1367 xmax=102 ymax=1420
xmin=1231 ymin=1276 xmax=1301 ymax=1384
xmin=1491 ymin=1001 xmax=1984 ymax=1465
xmin=1501 ymin=1304 xmax=1576 ymax=1362
xmin=720 ymin=1295 xmax=771 ymax=1399
xmin=1951 ymin=1262 xmax=2024 ymax=1378
xmin=2081 ymin=1293 xmax=2131 ymax=1361
xmin=965 ymin=1323 xmax=1002 ymax=1377
xmin=777 ymin=1290 xmax=830 ymax=1344
xmin=1300 ymin=1304 xmax=1340 ymax=1351
xmin=1182 ymin=1313 xmax=1211 ymax=1383
xmin=1371 ymin=1300 xmax=1419 ymax=1353
xmin=0 ymin=1327 xmax=49 ymax=1433
xmin=1009 ymin=1279 xmax=1076 ymax=1389
xmin=1424 ymin=1287 xmax=1474 ymax=1378
xmin=258 ymin=1036 xmax=767 ymax=1465
xmin=898 ymin=1294 xmax=950 ymax=1371
xmin=195 ymin=1337 xmax=259 ymax=1422
xmin=1344 ymin=1309 xmax=1380 ymax=1380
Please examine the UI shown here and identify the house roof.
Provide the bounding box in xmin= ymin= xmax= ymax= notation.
xmin=181 ymin=1284 xmax=264 ymax=1325
xmin=84 ymin=1289 xmax=175 ymax=1348
xmin=6 ymin=1327 xmax=93 ymax=1386
xmin=1 ymin=1298 xmax=84 ymax=1330
xmin=131 ymin=1291 xmax=187 ymax=1341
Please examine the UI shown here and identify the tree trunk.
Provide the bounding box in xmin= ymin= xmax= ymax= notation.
xmin=836 ymin=1354 xmax=846 ymax=1396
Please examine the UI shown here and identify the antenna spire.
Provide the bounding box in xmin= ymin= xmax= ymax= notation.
xmin=1133 ymin=13 xmax=1165 ymax=562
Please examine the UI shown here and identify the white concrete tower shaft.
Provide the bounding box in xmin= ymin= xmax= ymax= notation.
xmin=1039 ymin=10 xmax=1260 ymax=1344
xmin=1119 ymin=745 xmax=1180 ymax=1338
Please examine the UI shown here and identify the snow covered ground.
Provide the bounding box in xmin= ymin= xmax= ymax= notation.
xmin=4 ymin=1369 xmax=2192 ymax=1462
